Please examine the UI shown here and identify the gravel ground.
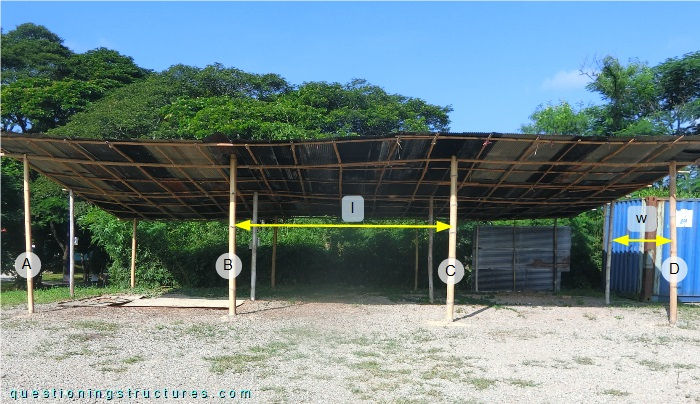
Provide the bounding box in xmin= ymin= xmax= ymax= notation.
xmin=1 ymin=292 xmax=699 ymax=403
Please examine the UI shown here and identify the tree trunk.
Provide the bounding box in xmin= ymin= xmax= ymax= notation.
xmin=50 ymin=222 xmax=68 ymax=275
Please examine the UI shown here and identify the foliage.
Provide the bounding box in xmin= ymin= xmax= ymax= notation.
xmin=522 ymin=53 xmax=700 ymax=137
xmin=53 ymin=69 xmax=451 ymax=140
xmin=586 ymin=56 xmax=660 ymax=135
xmin=520 ymin=102 xmax=594 ymax=135
xmin=1 ymin=24 xmax=146 ymax=133
xmin=0 ymin=23 xmax=72 ymax=83
xmin=1 ymin=78 xmax=108 ymax=132
xmin=655 ymin=51 xmax=700 ymax=134
xmin=1 ymin=159 xmax=24 ymax=274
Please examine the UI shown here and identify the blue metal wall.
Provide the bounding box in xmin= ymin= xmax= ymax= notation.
xmin=604 ymin=200 xmax=644 ymax=295
xmin=656 ymin=199 xmax=700 ymax=302
xmin=605 ymin=198 xmax=700 ymax=302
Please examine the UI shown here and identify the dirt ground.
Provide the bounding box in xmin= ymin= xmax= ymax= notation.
xmin=2 ymin=292 xmax=699 ymax=403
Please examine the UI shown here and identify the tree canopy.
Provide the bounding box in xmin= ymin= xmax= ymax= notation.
xmin=522 ymin=52 xmax=700 ymax=136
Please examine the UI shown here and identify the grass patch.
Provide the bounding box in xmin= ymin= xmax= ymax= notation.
xmin=521 ymin=359 xmax=547 ymax=367
xmin=422 ymin=365 xmax=460 ymax=380
xmin=507 ymin=378 xmax=539 ymax=388
xmin=353 ymin=350 xmax=379 ymax=358
xmin=73 ymin=320 xmax=118 ymax=332
xmin=583 ymin=312 xmax=597 ymax=321
xmin=673 ymin=363 xmax=696 ymax=370
xmin=638 ymin=359 xmax=669 ymax=371
xmin=205 ymin=354 xmax=266 ymax=374
xmin=122 ymin=355 xmax=144 ymax=364
xmin=182 ymin=324 xmax=222 ymax=339
xmin=54 ymin=347 xmax=91 ymax=360
xmin=205 ymin=340 xmax=296 ymax=374
xmin=97 ymin=365 xmax=128 ymax=373
xmin=601 ymin=389 xmax=630 ymax=397
xmin=0 ymin=284 xmax=159 ymax=307
xmin=465 ymin=377 xmax=497 ymax=390
xmin=352 ymin=360 xmax=382 ymax=372
xmin=573 ymin=356 xmax=594 ymax=365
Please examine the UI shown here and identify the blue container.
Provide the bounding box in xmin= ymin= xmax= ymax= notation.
xmin=656 ymin=199 xmax=700 ymax=302
xmin=605 ymin=198 xmax=700 ymax=302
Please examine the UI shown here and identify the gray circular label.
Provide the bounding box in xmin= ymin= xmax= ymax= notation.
xmin=216 ymin=253 xmax=242 ymax=279
xmin=15 ymin=252 xmax=41 ymax=278
xmin=437 ymin=258 xmax=464 ymax=285
xmin=659 ymin=256 xmax=688 ymax=283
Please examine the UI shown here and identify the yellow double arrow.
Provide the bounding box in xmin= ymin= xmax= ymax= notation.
xmin=236 ymin=220 xmax=451 ymax=232
xmin=613 ymin=234 xmax=671 ymax=246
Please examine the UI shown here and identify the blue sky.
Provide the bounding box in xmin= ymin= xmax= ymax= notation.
xmin=2 ymin=2 xmax=698 ymax=132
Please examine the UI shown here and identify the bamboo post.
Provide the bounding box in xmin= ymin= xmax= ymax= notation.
xmin=130 ymin=219 xmax=137 ymax=288
xmin=428 ymin=197 xmax=434 ymax=303
xmin=446 ymin=155 xmax=457 ymax=321
xmin=23 ymin=155 xmax=34 ymax=314
xmin=605 ymin=203 xmax=614 ymax=305
xmin=229 ymin=155 xmax=237 ymax=316
xmin=552 ymin=218 xmax=558 ymax=293
xmin=69 ymin=189 xmax=75 ymax=297
xmin=271 ymin=219 xmax=278 ymax=289
xmin=512 ymin=225 xmax=516 ymax=291
xmin=642 ymin=197 xmax=658 ymax=301
xmin=669 ymin=161 xmax=678 ymax=325
xmin=413 ymin=230 xmax=419 ymax=291
xmin=474 ymin=225 xmax=479 ymax=292
xmin=250 ymin=192 xmax=258 ymax=301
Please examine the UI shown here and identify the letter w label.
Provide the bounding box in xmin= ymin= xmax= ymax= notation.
xmin=626 ymin=206 xmax=657 ymax=233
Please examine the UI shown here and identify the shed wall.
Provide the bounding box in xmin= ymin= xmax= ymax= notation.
xmin=606 ymin=198 xmax=700 ymax=302
xmin=474 ymin=226 xmax=570 ymax=292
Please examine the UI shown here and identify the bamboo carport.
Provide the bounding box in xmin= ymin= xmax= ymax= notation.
xmin=3 ymin=132 xmax=699 ymax=321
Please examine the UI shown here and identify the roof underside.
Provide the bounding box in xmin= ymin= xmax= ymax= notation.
xmin=2 ymin=132 xmax=699 ymax=221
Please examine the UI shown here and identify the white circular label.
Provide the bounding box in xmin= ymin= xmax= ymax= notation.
xmin=437 ymin=258 xmax=465 ymax=285
xmin=216 ymin=253 xmax=242 ymax=279
xmin=15 ymin=252 xmax=41 ymax=278
xmin=659 ymin=256 xmax=688 ymax=283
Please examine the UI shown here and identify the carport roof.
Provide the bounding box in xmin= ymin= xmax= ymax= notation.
xmin=2 ymin=132 xmax=699 ymax=220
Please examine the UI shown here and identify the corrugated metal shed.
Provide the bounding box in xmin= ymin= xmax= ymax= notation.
xmin=473 ymin=226 xmax=571 ymax=292
xmin=2 ymin=132 xmax=699 ymax=220
xmin=606 ymin=198 xmax=700 ymax=302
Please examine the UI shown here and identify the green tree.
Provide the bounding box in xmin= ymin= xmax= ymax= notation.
xmin=654 ymin=51 xmax=700 ymax=135
xmin=1 ymin=23 xmax=72 ymax=83
xmin=1 ymin=78 xmax=107 ymax=132
xmin=520 ymin=101 xmax=594 ymax=135
xmin=586 ymin=56 xmax=664 ymax=136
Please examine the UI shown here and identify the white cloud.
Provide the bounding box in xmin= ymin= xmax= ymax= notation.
xmin=541 ymin=70 xmax=590 ymax=91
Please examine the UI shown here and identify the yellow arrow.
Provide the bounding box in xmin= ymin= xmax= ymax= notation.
xmin=612 ymin=234 xmax=671 ymax=246
xmin=236 ymin=220 xmax=451 ymax=232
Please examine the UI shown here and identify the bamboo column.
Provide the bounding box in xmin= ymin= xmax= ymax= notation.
xmin=413 ymin=230 xmax=419 ymax=291
xmin=23 ymin=155 xmax=34 ymax=314
xmin=130 ymin=219 xmax=137 ymax=288
xmin=250 ymin=192 xmax=258 ymax=301
xmin=428 ymin=197 xmax=434 ymax=303
xmin=446 ymin=155 xmax=458 ymax=321
xmin=552 ymin=218 xmax=558 ymax=293
xmin=271 ymin=219 xmax=278 ymax=289
xmin=474 ymin=225 xmax=479 ymax=292
xmin=69 ymin=189 xmax=75 ymax=297
xmin=605 ymin=203 xmax=614 ymax=305
xmin=229 ymin=155 xmax=237 ymax=316
xmin=669 ymin=161 xmax=678 ymax=325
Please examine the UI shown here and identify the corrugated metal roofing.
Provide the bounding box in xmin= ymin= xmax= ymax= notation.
xmin=2 ymin=132 xmax=699 ymax=220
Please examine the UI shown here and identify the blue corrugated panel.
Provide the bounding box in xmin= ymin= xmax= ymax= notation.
xmin=656 ymin=199 xmax=700 ymax=303
xmin=606 ymin=200 xmax=644 ymax=295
